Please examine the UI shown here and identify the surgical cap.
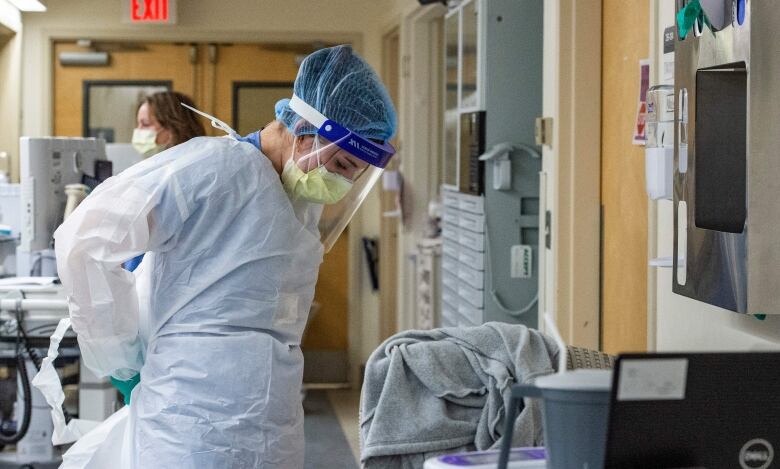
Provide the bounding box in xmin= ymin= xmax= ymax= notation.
xmin=276 ymin=45 xmax=397 ymax=142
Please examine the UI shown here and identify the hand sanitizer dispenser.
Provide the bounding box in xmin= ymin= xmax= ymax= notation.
xmin=479 ymin=142 xmax=541 ymax=191
xmin=645 ymin=85 xmax=674 ymax=200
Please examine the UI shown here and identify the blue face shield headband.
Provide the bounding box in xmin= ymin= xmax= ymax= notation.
xmin=288 ymin=95 xmax=396 ymax=168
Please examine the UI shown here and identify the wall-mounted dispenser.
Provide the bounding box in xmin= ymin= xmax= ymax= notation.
xmin=479 ymin=142 xmax=541 ymax=192
xmin=673 ymin=0 xmax=780 ymax=314
xmin=645 ymin=85 xmax=674 ymax=200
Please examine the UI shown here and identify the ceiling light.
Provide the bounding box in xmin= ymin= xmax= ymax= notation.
xmin=7 ymin=0 xmax=47 ymax=12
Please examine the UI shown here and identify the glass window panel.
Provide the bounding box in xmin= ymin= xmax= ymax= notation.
xmin=233 ymin=82 xmax=294 ymax=136
xmin=84 ymin=81 xmax=171 ymax=142
xmin=462 ymin=0 xmax=479 ymax=109
xmin=443 ymin=11 xmax=460 ymax=187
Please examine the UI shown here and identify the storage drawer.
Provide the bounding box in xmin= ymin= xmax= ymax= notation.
xmin=457 ymin=245 xmax=485 ymax=271
xmin=458 ymin=303 xmax=483 ymax=326
xmin=443 ymin=241 xmax=459 ymax=259
xmin=442 ymin=270 xmax=459 ymax=290
xmin=440 ymin=315 xmax=457 ymax=328
xmin=442 ymin=223 xmax=459 ymax=242
xmin=457 ymin=193 xmax=484 ymax=214
xmin=442 ymin=286 xmax=459 ymax=307
xmin=443 ymin=190 xmax=460 ymax=208
xmin=457 ymin=279 xmax=484 ymax=309
xmin=443 ymin=208 xmax=459 ymax=226
xmin=442 ymin=255 xmax=459 ymax=275
xmin=442 ymin=301 xmax=460 ymax=324
xmin=455 ymin=316 xmax=473 ymax=328
xmin=458 ymin=229 xmax=484 ymax=252
xmin=458 ymin=211 xmax=485 ymax=233
xmin=457 ymin=263 xmax=484 ymax=290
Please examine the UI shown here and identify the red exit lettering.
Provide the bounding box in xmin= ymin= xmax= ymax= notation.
xmin=131 ymin=0 xmax=169 ymax=22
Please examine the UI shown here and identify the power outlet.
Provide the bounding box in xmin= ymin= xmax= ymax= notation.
xmin=510 ymin=245 xmax=533 ymax=279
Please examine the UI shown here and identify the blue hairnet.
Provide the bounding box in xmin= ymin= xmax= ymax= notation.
xmin=276 ymin=45 xmax=397 ymax=142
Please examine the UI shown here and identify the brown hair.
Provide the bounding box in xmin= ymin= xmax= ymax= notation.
xmin=141 ymin=91 xmax=206 ymax=146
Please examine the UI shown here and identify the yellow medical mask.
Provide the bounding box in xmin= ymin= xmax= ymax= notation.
xmin=281 ymin=158 xmax=353 ymax=204
xmin=132 ymin=128 xmax=165 ymax=158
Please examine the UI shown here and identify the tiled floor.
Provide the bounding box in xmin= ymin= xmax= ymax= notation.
xmin=325 ymin=388 xmax=362 ymax=464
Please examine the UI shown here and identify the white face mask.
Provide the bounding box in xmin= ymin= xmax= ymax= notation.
xmin=132 ymin=128 xmax=165 ymax=158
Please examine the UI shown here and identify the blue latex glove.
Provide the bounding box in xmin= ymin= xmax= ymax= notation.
xmin=110 ymin=373 xmax=140 ymax=405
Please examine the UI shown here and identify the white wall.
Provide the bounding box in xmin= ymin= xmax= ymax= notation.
xmin=0 ymin=0 xmax=21 ymax=180
xmin=20 ymin=0 xmax=411 ymax=384
xmin=651 ymin=0 xmax=780 ymax=352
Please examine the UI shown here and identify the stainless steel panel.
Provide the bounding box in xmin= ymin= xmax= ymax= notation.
xmin=673 ymin=0 xmax=780 ymax=314
xmin=745 ymin=0 xmax=780 ymax=314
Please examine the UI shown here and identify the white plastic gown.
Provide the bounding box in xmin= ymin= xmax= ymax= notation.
xmin=54 ymin=136 xmax=324 ymax=468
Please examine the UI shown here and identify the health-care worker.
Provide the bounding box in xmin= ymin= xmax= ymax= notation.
xmin=132 ymin=91 xmax=206 ymax=158
xmin=123 ymin=91 xmax=206 ymax=273
xmin=54 ymin=45 xmax=397 ymax=468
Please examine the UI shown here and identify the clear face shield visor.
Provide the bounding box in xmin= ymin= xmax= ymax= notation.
xmin=285 ymin=95 xmax=395 ymax=252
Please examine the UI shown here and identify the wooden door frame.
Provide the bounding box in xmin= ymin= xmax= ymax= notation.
xmin=540 ymin=0 xmax=602 ymax=349
xmin=395 ymin=3 xmax=446 ymax=333
xmin=379 ymin=25 xmax=400 ymax=341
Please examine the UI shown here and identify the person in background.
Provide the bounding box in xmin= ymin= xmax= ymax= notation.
xmin=132 ymin=91 xmax=206 ymax=158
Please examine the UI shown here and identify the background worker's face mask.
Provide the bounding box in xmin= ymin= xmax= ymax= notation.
xmin=132 ymin=128 xmax=166 ymax=158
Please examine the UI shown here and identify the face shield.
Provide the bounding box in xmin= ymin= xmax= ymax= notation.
xmin=283 ymin=95 xmax=395 ymax=252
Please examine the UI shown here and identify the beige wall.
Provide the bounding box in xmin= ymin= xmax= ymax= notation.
xmin=650 ymin=0 xmax=780 ymax=352
xmin=20 ymin=0 xmax=413 ymax=384
xmin=0 ymin=0 xmax=21 ymax=181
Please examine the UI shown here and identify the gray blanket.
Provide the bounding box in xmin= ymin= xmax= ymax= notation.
xmin=359 ymin=322 xmax=559 ymax=468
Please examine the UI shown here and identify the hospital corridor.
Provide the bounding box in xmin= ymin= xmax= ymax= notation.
xmin=0 ymin=0 xmax=779 ymax=468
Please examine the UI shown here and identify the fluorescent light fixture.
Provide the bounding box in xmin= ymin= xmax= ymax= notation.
xmin=7 ymin=0 xmax=47 ymax=12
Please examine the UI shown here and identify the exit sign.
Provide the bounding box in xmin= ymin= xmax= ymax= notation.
xmin=122 ymin=0 xmax=177 ymax=24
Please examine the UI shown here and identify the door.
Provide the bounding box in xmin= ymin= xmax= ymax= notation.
xmin=213 ymin=43 xmax=350 ymax=384
xmin=379 ymin=28 xmax=401 ymax=340
xmin=539 ymin=1 xmax=601 ymax=350
xmin=52 ymin=40 xmax=352 ymax=384
xmin=600 ymin=0 xmax=649 ymax=354
xmin=53 ymin=42 xmax=197 ymax=138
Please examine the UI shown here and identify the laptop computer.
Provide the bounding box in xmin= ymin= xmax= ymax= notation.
xmin=605 ymin=352 xmax=780 ymax=469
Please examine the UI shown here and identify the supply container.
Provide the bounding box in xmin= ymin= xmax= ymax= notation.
xmin=509 ymin=369 xmax=612 ymax=469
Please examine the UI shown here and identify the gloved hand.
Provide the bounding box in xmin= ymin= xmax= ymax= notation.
xmin=110 ymin=373 xmax=140 ymax=405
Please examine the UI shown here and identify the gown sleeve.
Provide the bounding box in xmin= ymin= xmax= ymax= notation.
xmin=54 ymin=167 xmax=189 ymax=380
